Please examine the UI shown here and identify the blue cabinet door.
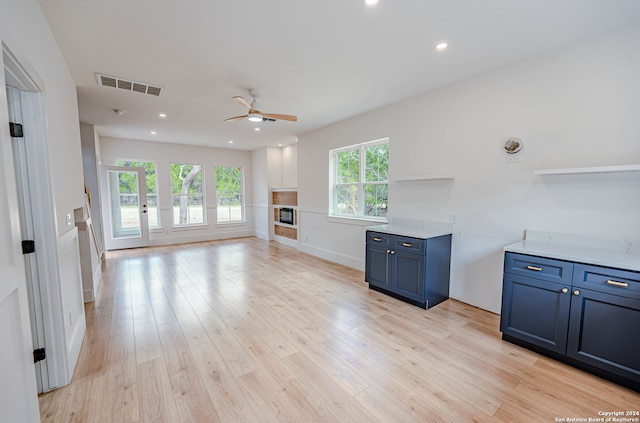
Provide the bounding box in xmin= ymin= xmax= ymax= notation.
xmin=567 ymin=288 xmax=640 ymax=384
xmin=390 ymin=251 xmax=425 ymax=303
xmin=500 ymin=274 xmax=571 ymax=354
xmin=365 ymin=244 xmax=389 ymax=289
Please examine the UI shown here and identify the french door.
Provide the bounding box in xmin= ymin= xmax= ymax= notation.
xmin=100 ymin=166 xmax=149 ymax=250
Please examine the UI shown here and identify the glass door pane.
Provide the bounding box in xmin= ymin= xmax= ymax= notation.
xmin=107 ymin=170 xmax=141 ymax=239
xmin=100 ymin=166 xmax=149 ymax=250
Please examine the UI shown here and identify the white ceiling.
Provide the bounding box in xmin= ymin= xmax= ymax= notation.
xmin=39 ymin=0 xmax=640 ymax=151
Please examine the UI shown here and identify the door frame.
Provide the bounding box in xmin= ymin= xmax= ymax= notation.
xmin=100 ymin=165 xmax=150 ymax=250
xmin=4 ymin=45 xmax=74 ymax=392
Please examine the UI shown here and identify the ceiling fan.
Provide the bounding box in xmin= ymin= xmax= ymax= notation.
xmin=224 ymin=88 xmax=297 ymax=123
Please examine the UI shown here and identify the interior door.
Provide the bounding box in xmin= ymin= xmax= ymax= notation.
xmin=100 ymin=165 xmax=149 ymax=250
xmin=0 ymin=67 xmax=41 ymax=422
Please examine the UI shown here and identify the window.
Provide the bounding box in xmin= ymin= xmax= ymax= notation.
xmin=331 ymin=139 xmax=388 ymax=219
xmin=215 ymin=166 xmax=244 ymax=223
xmin=116 ymin=160 xmax=159 ymax=228
xmin=171 ymin=163 xmax=204 ymax=225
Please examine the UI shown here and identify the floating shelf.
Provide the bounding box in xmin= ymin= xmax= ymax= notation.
xmin=533 ymin=164 xmax=640 ymax=176
xmin=394 ymin=176 xmax=455 ymax=182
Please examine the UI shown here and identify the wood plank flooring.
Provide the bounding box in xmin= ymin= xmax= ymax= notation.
xmin=38 ymin=237 xmax=640 ymax=422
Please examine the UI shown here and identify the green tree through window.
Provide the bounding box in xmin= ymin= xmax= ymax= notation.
xmin=171 ymin=163 xmax=204 ymax=225
xmin=332 ymin=139 xmax=388 ymax=218
xmin=116 ymin=160 xmax=159 ymax=227
xmin=215 ymin=166 xmax=244 ymax=223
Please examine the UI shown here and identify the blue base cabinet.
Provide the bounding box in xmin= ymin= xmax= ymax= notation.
xmin=501 ymin=252 xmax=640 ymax=392
xmin=365 ymin=231 xmax=451 ymax=309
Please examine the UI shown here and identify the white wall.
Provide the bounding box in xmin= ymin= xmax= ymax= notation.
xmin=79 ymin=123 xmax=104 ymax=251
xmin=1 ymin=0 xmax=87 ymax=396
xmin=297 ymin=22 xmax=640 ymax=313
xmin=100 ymin=136 xmax=256 ymax=246
xmin=281 ymin=144 xmax=298 ymax=188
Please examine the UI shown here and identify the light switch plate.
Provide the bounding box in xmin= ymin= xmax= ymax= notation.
xmin=66 ymin=212 xmax=72 ymax=226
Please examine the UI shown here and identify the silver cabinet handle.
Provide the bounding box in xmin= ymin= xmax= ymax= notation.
xmin=561 ymin=288 xmax=568 ymax=293
xmin=527 ymin=265 xmax=543 ymax=271
xmin=373 ymin=237 xmax=382 ymax=242
xmin=573 ymin=290 xmax=580 ymax=296
xmin=606 ymin=280 xmax=629 ymax=287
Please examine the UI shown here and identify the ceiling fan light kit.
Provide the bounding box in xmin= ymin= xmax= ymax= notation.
xmin=248 ymin=113 xmax=263 ymax=122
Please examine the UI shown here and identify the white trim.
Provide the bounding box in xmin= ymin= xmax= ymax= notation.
xmin=533 ymin=164 xmax=640 ymax=175
xmin=4 ymin=47 xmax=77 ymax=392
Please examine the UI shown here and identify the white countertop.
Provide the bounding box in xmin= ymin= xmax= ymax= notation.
xmin=367 ymin=223 xmax=453 ymax=240
xmin=505 ymin=240 xmax=640 ymax=272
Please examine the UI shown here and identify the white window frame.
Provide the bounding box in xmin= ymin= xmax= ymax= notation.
xmin=116 ymin=159 xmax=160 ymax=229
xmin=170 ymin=162 xmax=205 ymax=226
xmin=329 ymin=138 xmax=389 ymax=221
xmin=215 ymin=165 xmax=245 ymax=224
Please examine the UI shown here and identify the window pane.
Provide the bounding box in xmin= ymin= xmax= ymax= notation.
xmin=215 ymin=166 xmax=243 ymax=223
xmin=117 ymin=160 xmax=160 ymax=228
xmin=365 ymin=143 xmax=389 ymax=183
xmin=335 ymin=184 xmax=358 ymax=215
xmin=364 ymin=184 xmax=388 ymax=218
xmin=336 ymin=149 xmax=360 ymax=184
xmin=171 ymin=163 xmax=204 ymax=225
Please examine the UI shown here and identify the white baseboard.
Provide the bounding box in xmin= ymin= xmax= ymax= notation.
xmin=150 ymin=229 xmax=255 ymax=246
xmin=297 ymin=242 xmax=364 ymax=271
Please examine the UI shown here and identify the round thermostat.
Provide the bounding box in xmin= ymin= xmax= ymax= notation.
xmin=504 ymin=137 xmax=523 ymax=154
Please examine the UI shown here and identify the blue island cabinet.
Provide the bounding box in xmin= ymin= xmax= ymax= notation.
xmin=501 ymin=252 xmax=640 ymax=392
xmin=365 ymin=230 xmax=451 ymax=309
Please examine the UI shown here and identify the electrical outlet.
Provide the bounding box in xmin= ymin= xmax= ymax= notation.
xmin=505 ymin=156 xmax=519 ymax=164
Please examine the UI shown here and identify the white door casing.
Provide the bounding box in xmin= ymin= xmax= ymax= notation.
xmin=0 ymin=46 xmax=41 ymax=422
xmin=100 ymin=165 xmax=150 ymax=250
xmin=3 ymin=43 xmax=85 ymax=399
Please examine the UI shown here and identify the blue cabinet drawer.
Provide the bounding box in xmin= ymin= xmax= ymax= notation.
xmin=504 ymin=252 xmax=573 ymax=285
xmin=366 ymin=231 xmax=391 ymax=247
xmin=392 ymin=236 xmax=425 ymax=255
xmin=573 ymin=264 xmax=640 ymax=300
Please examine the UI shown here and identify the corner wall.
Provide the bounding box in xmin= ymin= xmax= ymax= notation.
xmin=297 ymin=22 xmax=640 ymax=313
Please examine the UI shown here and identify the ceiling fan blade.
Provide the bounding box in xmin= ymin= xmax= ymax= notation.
xmin=224 ymin=114 xmax=248 ymax=122
xmin=232 ymin=96 xmax=252 ymax=109
xmin=261 ymin=113 xmax=298 ymax=122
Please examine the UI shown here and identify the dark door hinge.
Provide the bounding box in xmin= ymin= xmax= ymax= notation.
xmin=22 ymin=240 xmax=35 ymax=254
xmin=33 ymin=348 xmax=46 ymax=363
xmin=9 ymin=122 xmax=24 ymax=138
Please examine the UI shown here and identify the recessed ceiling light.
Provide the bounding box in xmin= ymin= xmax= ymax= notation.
xmin=254 ymin=127 xmax=260 ymax=132
xmin=150 ymin=131 xmax=157 ymax=135
xmin=364 ymin=0 xmax=378 ymax=6
xmin=158 ymin=113 xmax=167 ymax=118
xmin=435 ymin=42 xmax=448 ymax=51
xmin=228 ymin=140 xmax=234 ymax=144
xmin=278 ymin=144 xmax=283 ymax=147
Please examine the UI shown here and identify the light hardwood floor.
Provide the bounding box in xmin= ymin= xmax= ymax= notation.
xmin=39 ymin=237 xmax=639 ymax=422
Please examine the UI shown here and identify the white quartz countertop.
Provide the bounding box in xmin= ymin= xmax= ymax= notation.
xmin=504 ymin=240 xmax=640 ymax=272
xmin=366 ymin=223 xmax=452 ymax=240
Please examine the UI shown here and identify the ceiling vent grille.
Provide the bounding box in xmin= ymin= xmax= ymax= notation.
xmin=96 ymin=73 xmax=163 ymax=96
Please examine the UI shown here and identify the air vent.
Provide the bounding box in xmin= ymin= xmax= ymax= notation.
xmin=96 ymin=73 xmax=163 ymax=96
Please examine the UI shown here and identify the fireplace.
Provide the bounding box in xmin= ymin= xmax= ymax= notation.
xmin=279 ymin=207 xmax=294 ymax=225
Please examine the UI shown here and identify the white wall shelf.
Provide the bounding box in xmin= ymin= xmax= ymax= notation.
xmin=533 ymin=164 xmax=640 ymax=176
xmin=394 ymin=176 xmax=455 ymax=182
